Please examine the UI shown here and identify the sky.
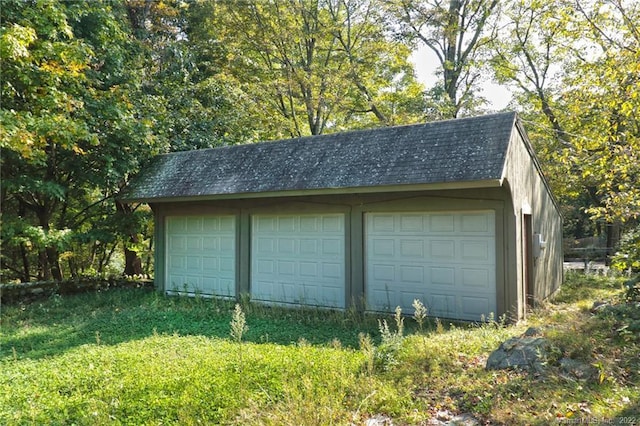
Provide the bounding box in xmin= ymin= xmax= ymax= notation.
xmin=410 ymin=45 xmax=513 ymax=111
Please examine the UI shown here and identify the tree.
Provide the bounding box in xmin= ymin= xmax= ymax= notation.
xmin=386 ymin=0 xmax=500 ymax=118
xmin=124 ymin=0 xmax=256 ymax=150
xmin=209 ymin=0 xmax=424 ymax=138
xmin=566 ymin=0 xmax=640 ymax=224
xmin=1 ymin=0 xmax=155 ymax=281
xmin=1 ymin=0 xmax=266 ymax=281
xmin=490 ymin=0 xmax=640 ymax=250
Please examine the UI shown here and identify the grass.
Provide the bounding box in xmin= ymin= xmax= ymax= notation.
xmin=1 ymin=273 xmax=639 ymax=425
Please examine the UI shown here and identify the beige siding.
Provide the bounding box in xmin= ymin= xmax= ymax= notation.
xmin=151 ymin=188 xmax=513 ymax=318
xmin=502 ymin=124 xmax=563 ymax=318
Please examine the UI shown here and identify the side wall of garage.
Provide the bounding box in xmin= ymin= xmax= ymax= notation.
xmin=502 ymin=125 xmax=564 ymax=318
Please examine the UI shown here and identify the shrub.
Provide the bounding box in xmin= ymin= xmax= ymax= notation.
xmin=612 ymin=226 xmax=640 ymax=273
xmin=624 ymin=275 xmax=640 ymax=302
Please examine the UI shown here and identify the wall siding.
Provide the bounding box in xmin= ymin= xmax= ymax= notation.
xmin=502 ymin=126 xmax=564 ymax=318
xmin=151 ymin=188 xmax=511 ymax=317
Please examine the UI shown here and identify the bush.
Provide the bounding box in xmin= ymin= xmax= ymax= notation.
xmin=612 ymin=226 xmax=640 ymax=273
xmin=624 ymin=275 xmax=640 ymax=302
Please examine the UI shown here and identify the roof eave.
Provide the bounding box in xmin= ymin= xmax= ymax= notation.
xmin=119 ymin=179 xmax=504 ymax=204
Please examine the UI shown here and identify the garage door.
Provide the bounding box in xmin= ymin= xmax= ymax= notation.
xmin=251 ymin=214 xmax=345 ymax=308
xmin=365 ymin=211 xmax=496 ymax=321
xmin=165 ymin=215 xmax=236 ymax=297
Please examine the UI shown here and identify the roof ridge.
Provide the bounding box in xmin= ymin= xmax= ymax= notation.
xmin=154 ymin=111 xmax=518 ymax=157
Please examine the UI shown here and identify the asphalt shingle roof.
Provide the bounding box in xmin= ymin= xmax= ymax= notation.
xmin=120 ymin=112 xmax=517 ymax=202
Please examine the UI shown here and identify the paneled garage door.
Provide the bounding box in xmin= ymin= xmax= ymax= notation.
xmin=165 ymin=215 xmax=236 ymax=296
xmin=365 ymin=211 xmax=496 ymax=321
xmin=251 ymin=214 xmax=345 ymax=308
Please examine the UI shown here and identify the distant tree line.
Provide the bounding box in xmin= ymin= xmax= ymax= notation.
xmin=1 ymin=0 xmax=638 ymax=281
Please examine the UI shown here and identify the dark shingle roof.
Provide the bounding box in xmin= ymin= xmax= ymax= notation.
xmin=121 ymin=112 xmax=517 ymax=202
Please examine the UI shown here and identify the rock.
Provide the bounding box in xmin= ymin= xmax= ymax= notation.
xmin=523 ymin=327 xmax=543 ymax=337
xmin=364 ymin=414 xmax=393 ymax=426
xmin=591 ymin=300 xmax=610 ymax=312
xmin=430 ymin=410 xmax=481 ymax=426
xmin=559 ymin=358 xmax=597 ymax=382
xmin=448 ymin=413 xmax=481 ymax=425
xmin=435 ymin=410 xmax=452 ymax=421
xmin=486 ymin=336 xmax=550 ymax=373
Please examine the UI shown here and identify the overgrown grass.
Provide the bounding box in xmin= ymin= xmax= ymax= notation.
xmin=1 ymin=274 xmax=638 ymax=425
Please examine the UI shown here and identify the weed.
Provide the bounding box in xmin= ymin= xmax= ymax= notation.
xmin=230 ymin=304 xmax=247 ymax=343
xmin=374 ymin=306 xmax=405 ymax=371
xmin=394 ymin=305 xmax=404 ymax=336
xmin=238 ymin=293 xmax=252 ymax=310
xmin=412 ymin=299 xmax=428 ymax=332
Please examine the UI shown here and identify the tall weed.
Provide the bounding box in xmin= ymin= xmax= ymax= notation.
xmin=374 ymin=306 xmax=405 ymax=371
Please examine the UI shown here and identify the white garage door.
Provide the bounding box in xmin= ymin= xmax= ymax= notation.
xmin=251 ymin=214 xmax=345 ymax=308
xmin=366 ymin=211 xmax=496 ymax=321
xmin=165 ymin=215 xmax=236 ymax=297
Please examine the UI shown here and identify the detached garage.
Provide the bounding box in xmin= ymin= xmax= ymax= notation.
xmin=121 ymin=112 xmax=563 ymax=321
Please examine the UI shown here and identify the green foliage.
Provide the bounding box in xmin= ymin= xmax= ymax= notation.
xmin=551 ymin=270 xmax=623 ymax=305
xmin=612 ymin=226 xmax=640 ymax=273
xmin=0 ymin=0 xmax=155 ymax=281
xmin=491 ymin=0 xmax=640 ymax=232
xmin=372 ymin=306 xmax=405 ymax=371
xmin=0 ymin=0 xmax=249 ymax=282
xmin=210 ymin=0 xmax=424 ymax=137
xmin=623 ymin=275 xmax=640 ymax=303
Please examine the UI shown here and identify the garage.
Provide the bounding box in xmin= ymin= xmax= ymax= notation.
xmin=165 ymin=215 xmax=236 ymax=297
xmin=123 ymin=112 xmax=564 ymax=321
xmin=365 ymin=211 xmax=496 ymax=321
xmin=251 ymin=213 xmax=346 ymax=308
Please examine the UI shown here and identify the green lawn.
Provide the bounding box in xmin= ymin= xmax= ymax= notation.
xmin=1 ymin=273 xmax=638 ymax=425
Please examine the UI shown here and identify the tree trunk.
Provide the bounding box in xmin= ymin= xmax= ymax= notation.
xmin=46 ymin=246 xmax=64 ymax=281
xmin=20 ymin=242 xmax=31 ymax=282
xmin=18 ymin=203 xmax=31 ymax=282
xmin=36 ymin=208 xmax=63 ymax=280
xmin=115 ymin=200 xmax=144 ymax=276
xmin=38 ymin=250 xmax=49 ymax=281
xmin=123 ymin=238 xmax=143 ymax=276
xmin=444 ymin=0 xmax=461 ymax=117
xmin=605 ymin=222 xmax=621 ymax=265
xmin=144 ymin=236 xmax=153 ymax=276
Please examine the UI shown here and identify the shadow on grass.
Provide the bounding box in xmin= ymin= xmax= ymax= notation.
xmin=1 ymin=287 xmax=381 ymax=361
xmin=616 ymin=399 xmax=640 ymax=418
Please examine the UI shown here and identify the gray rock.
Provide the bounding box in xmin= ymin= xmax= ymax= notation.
xmin=448 ymin=413 xmax=481 ymax=425
xmin=364 ymin=414 xmax=393 ymax=426
xmin=591 ymin=301 xmax=609 ymax=312
xmin=523 ymin=327 xmax=543 ymax=337
xmin=430 ymin=410 xmax=481 ymax=426
xmin=559 ymin=357 xmax=597 ymax=382
xmin=486 ymin=336 xmax=550 ymax=373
